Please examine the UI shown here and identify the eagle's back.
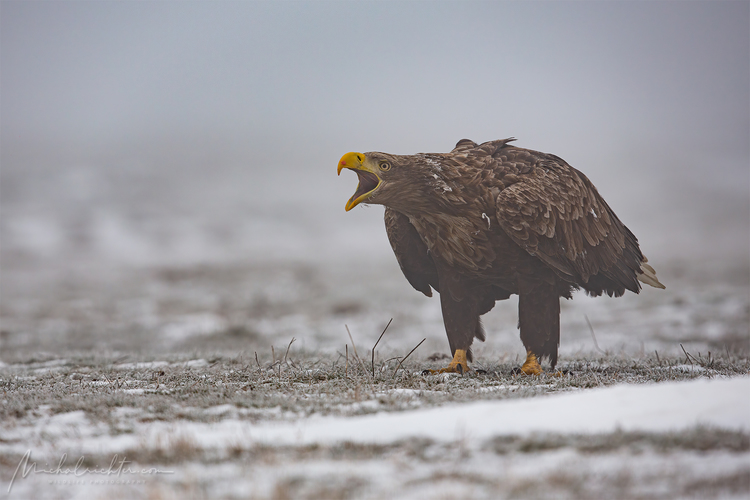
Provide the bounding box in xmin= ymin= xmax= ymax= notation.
xmin=389 ymin=139 xmax=661 ymax=298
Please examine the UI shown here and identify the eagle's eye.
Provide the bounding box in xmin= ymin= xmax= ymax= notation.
xmin=379 ymin=161 xmax=391 ymax=172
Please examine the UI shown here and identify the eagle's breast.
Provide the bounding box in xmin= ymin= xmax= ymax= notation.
xmin=399 ymin=153 xmax=508 ymax=272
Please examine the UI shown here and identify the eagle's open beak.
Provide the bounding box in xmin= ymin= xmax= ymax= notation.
xmin=338 ymin=152 xmax=382 ymax=211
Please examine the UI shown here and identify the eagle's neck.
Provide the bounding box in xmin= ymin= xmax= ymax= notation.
xmin=384 ymin=160 xmax=467 ymax=216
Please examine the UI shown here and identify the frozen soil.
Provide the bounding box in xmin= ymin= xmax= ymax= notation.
xmin=2 ymin=350 xmax=749 ymax=425
xmin=1 ymin=351 xmax=749 ymax=500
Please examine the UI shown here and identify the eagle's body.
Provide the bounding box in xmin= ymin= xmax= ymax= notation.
xmin=338 ymin=138 xmax=664 ymax=373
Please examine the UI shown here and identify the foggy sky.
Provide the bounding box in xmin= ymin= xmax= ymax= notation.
xmin=1 ymin=1 xmax=749 ymax=264
xmin=3 ymin=1 xmax=747 ymax=155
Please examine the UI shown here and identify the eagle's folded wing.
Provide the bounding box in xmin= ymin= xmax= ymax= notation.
xmin=384 ymin=207 xmax=440 ymax=297
xmin=493 ymin=156 xmax=654 ymax=295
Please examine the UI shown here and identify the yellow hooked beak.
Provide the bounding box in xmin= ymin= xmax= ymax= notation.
xmin=337 ymin=152 xmax=382 ymax=211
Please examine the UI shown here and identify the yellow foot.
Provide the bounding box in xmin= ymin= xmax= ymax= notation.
xmin=428 ymin=349 xmax=469 ymax=374
xmin=519 ymin=351 xmax=543 ymax=375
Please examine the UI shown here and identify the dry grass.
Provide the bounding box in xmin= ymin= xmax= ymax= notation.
xmin=1 ymin=348 xmax=749 ymax=424
xmin=1 ymin=349 xmax=748 ymax=500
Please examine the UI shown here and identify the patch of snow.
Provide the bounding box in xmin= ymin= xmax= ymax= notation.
xmin=112 ymin=407 xmax=143 ymax=418
xmin=246 ymin=376 xmax=750 ymax=446
xmin=9 ymin=359 xmax=68 ymax=374
xmin=5 ymin=215 xmax=65 ymax=258
xmin=184 ymin=359 xmax=209 ymax=368
xmin=385 ymin=388 xmax=431 ymax=397
xmin=91 ymin=211 xmax=156 ymax=265
xmin=476 ymin=384 xmax=521 ymax=393
xmin=114 ymin=361 xmax=170 ymax=370
xmin=669 ymin=364 xmax=708 ymax=373
xmin=2 ymin=410 xmax=109 ymax=453
xmin=335 ymin=399 xmax=383 ymax=414
xmin=32 ymin=366 xmax=66 ymax=375
xmin=39 ymin=359 xmax=68 ymax=367
xmin=111 ymin=359 xmax=209 ymax=371
xmin=205 ymin=404 xmax=237 ymax=416
xmin=161 ymin=314 xmax=227 ymax=341
xmin=121 ymin=388 xmax=145 ymax=395
xmin=420 ymin=155 xmax=443 ymax=171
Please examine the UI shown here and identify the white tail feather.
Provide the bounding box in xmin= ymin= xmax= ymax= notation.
xmin=637 ymin=257 xmax=665 ymax=289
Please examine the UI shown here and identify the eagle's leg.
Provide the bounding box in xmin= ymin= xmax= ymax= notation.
xmin=519 ymin=351 xmax=543 ymax=375
xmin=430 ymin=349 xmax=469 ymax=374
xmin=428 ymin=285 xmax=480 ymax=374
xmin=517 ymin=278 xmax=560 ymax=375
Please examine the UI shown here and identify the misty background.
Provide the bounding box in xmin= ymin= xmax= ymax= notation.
xmin=1 ymin=1 xmax=748 ymax=359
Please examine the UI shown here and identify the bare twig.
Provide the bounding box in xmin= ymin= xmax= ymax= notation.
xmin=345 ymin=325 xmax=369 ymax=375
xmin=284 ymin=337 xmax=296 ymax=365
xmin=655 ymin=350 xmax=661 ymax=366
xmin=372 ymin=318 xmax=392 ymax=377
xmin=345 ymin=325 xmax=362 ymax=361
xmin=393 ymin=338 xmax=426 ymax=379
xmin=345 ymin=344 xmax=348 ymax=378
xmin=255 ymin=351 xmax=261 ymax=371
xmin=271 ymin=345 xmax=276 ymax=363
xmin=585 ymin=315 xmax=606 ymax=354
xmin=680 ymin=343 xmax=693 ymax=366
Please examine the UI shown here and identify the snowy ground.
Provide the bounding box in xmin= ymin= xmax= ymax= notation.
xmin=2 ymin=253 xmax=748 ymax=364
xmin=1 ymin=150 xmax=749 ymax=499
xmin=2 ymin=351 xmax=749 ymax=499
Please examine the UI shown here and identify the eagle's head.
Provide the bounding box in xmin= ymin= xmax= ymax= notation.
xmin=337 ymin=151 xmax=430 ymax=212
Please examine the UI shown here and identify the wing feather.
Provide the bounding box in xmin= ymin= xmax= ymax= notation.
xmin=493 ymin=150 xmax=644 ymax=295
xmin=384 ymin=207 xmax=440 ymax=297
